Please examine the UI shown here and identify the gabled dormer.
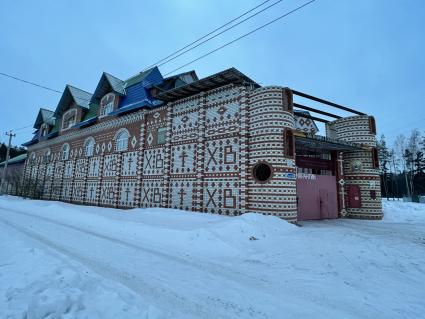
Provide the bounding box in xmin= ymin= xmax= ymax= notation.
xmin=90 ymin=73 xmax=125 ymax=118
xmin=34 ymin=108 xmax=55 ymax=138
xmin=54 ymin=85 xmax=93 ymax=132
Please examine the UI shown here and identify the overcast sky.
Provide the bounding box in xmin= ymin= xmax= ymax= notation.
xmin=0 ymin=0 xmax=424 ymax=147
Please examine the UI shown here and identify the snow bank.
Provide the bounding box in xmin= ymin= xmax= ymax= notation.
xmin=383 ymin=199 xmax=425 ymax=223
xmin=1 ymin=196 xmax=424 ymax=318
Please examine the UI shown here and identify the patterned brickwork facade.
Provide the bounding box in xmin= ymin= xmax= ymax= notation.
xmin=327 ymin=116 xmax=382 ymax=219
xmin=24 ymin=84 xmax=382 ymax=221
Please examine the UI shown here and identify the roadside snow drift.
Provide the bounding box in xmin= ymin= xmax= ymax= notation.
xmin=0 ymin=197 xmax=424 ymax=318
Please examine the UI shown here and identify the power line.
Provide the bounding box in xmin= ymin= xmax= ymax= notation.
xmin=149 ymin=0 xmax=285 ymax=70
xmin=0 ymin=72 xmax=62 ymax=94
xmin=164 ymin=0 xmax=316 ymax=76
xmin=143 ymin=0 xmax=273 ymax=71
xmin=12 ymin=124 xmax=34 ymax=132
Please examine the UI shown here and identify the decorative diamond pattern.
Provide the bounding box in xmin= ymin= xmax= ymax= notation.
xmin=107 ymin=141 xmax=112 ymax=152
xmin=147 ymin=132 xmax=154 ymax=146
xmin=131 ymin=136 xmax=137 ymax=148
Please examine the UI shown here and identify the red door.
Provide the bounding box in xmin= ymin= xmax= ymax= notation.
xmin=347 ymin=185 xmax=362 ymax=208
xmin=297 ymin=175 xmax=338 ymax=220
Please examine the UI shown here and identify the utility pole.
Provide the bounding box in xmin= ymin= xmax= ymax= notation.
xmin=0 ymin=130 xmax=16 ymax=195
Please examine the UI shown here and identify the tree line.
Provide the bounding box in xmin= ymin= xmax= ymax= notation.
xmin=377 ymin=129 xmax=425 ymax=201
xmin=0 ymin=143 xmax=26 ymax=163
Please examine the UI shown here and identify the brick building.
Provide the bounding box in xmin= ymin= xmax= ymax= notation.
xmin=22 ymin=67 xmax=382 ymax=221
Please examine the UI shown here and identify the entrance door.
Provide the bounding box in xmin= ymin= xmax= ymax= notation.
xmin=297 ymin=174 xmax=338 ymax=220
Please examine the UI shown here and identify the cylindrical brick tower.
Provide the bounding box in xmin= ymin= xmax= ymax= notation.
xmin=246 ymin=86 xmax=298 ymax=221
xmin=327 ymin=115 xmax=383 ymax=219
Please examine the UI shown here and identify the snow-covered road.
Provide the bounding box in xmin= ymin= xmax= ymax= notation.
xmin=1 ymin=197 xmax=424 ymax=318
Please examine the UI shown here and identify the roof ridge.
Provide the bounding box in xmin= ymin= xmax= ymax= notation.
xmin=66 ymin=84 xmax=93 ymax=95
xmin=39 ymin=107 xmax=54 ymax=113
xmin=103 ymin=72 xmax=124 ymax=82
xmin=125 ymin=67 xmax=155 ymax=83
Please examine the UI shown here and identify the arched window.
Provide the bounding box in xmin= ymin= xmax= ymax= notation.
xmin=62 ymin=143 xmax=70 ymax=160
xmin=43 ymin=149 xmax=51 ymax=163
xmin=40 ymin=123 xmax=49 ymax=137
xmin=100 ymin=93 xmax=115 ymax=117
xmin=62 ymin=109 xmax=77 ymax=130
xmin=284 ymin=129 xmax=295 ymax=158
xmin=115 ymin=128 xmax=129 ymax=152
xmin=84 ymin=137 xmax=95 ymax=157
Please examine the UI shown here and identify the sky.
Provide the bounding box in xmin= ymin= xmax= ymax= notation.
xmin=0 ymin=0 xmax=424 ymax=147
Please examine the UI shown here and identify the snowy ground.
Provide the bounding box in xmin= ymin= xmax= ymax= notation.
xmin=0 ymin=197 xmax=424 ymax=319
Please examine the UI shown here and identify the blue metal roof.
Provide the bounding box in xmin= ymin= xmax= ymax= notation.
xmin=73 ymin=117 xmax=98 ymax=128
xmin=118 ymin=67 xmax=164 ymax=110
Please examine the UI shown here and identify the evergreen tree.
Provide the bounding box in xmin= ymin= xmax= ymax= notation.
xmin=377 ymin=135 xmax=391 ymax=197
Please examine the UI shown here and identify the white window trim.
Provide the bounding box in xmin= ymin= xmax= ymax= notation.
xmin=114 ymin=128 xmax=129 ymax=152
xmin=40 ymin=123 xmax=49 ymax=137
xmin=84 ymin=137 xmax=95 ymax=157
xmin=99 ymin=93 xmax=116 ymax=118
xmin=62 ymin=109 xmax=77 ymax=131
xmin=62 ymin=143 xmax=70 ymax=160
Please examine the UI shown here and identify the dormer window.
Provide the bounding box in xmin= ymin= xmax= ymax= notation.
xmin=40 ymin=123 xmax=49 ymax=137
xmin=100 ymin=93 xmax=116 ymax=117
xmin=62 ymin=109 xmax=77 ymax=130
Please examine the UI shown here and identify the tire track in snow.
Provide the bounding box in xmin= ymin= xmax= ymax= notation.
xmin=0 ymin=205 xmax=269 ymax=289
xmin=0 ymin=208 xmax=275 ymax=319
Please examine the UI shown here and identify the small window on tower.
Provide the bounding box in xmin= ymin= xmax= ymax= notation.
xmin=157 ymin=127 xmax=167 ymax=144
xmin=372 ymin=147 xmax=379 ymax=169
xmin=369 ymin=116 xmax=376 ymax=134
xmin=284 ymin=129 xmax=295 ymax=158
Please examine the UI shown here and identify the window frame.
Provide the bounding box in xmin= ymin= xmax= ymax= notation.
xmin=84 ymin=137 xmax=95 ymax=157
xmin=62 ymin=109 xmax=77 ymax=130
xmin=62 ymin=143 xmax=70 ymax=160
xmin=115 ymin=129 xmax=129 ymax=152
xmin=99 ymin=93 xmax=116 ymax=117
xmin=284 ymin=128 xmax=295 ymax=158
xmin=372 ymin=147 xmax=379 ymax=169
xmin=369 ymin=116 xmax=376 ymax=134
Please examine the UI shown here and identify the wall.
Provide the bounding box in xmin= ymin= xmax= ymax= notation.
xmin=24 ymin=84 xmax=298 ymax=220
xmin=327 ymin=115 xmax=383 ymax=219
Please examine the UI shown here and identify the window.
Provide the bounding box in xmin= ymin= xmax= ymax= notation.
xmin=100 ymin=93 xmax=115 ymax=117
xmin=157 ymin=127 xmax=167 ymax=144
xmin=284 ymin=129 xmax=295 ymax=158
xmin=43 ymin=149 xmax=51 ymax=163
xmin=62 ymin=109 xmax=77 ymax=130
xmin=253 ymin=162 xmax=273 ymax=182
xmin=369 ymin=116 xmax=376 ymax=134
xmin=40 ymin=123 xmax=49 ymax=137
xmin=62 ymin=143 xmax=70 ymax=160
xmin=115 ymin=129 xmax=129 ymax=152
xmin=372 ymin=147 xmax=379 ymax=169
xmin=84 ymin=137 xmax=95 ymax=157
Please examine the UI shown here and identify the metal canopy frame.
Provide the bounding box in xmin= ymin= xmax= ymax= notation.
xmin=295 ymin=135 xmax=364 ymax=152
xmin=292 ymin=89 xmax=366 ymax=123
xmin=156 ymin=68 xmax=260 ymax=102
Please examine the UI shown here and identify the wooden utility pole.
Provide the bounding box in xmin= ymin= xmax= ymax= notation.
xmin=0 ymin=130 xmax=16 ymax=194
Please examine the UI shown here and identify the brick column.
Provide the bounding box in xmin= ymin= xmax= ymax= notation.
xmin=162 ymin=103 xmax=173 ymax=208
xmin=194 ymin=93 xmax=206 ymax=212
xmin=135 ymin=114 xmax=146 ymax=207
